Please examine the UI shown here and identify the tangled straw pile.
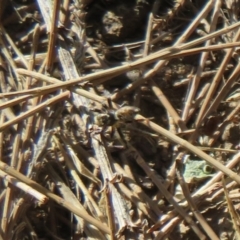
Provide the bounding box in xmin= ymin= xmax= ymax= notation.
xmin=0 ymin=0 xmax=240 ymax=239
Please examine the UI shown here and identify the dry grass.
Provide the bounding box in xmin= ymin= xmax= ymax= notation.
xmin=0 ymin=0 xmax=240 ymax=239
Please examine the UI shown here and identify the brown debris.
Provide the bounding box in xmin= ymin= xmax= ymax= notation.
xmin=0 ymin=0 xmax=240 ymax=239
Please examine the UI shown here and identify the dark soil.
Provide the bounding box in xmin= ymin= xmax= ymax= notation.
xmin=0 ymin=0 xmax=240 ymax=239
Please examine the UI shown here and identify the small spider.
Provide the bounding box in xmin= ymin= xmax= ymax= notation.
xmin=94 ymin=106 xmax=140 ymax=127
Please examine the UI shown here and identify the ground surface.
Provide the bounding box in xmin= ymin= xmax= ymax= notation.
xmin=0 ymin=0 xmax=240 ymax=239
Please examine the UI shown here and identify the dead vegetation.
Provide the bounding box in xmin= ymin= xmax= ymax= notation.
xmin=0 ymin=0 xmax=240 ymax=239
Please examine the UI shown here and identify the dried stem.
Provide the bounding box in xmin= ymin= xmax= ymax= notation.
xmin=182 ymin=0 xmax=221 ymax=121
xmin=0 ymin=161 xmax=110 ymax=234
xmin=176 ymin=161 xmax=219 ymax=240
xmin=0 ymin=91 xmax=69 ymax=132
xmin=126 ymin=146 xmax=207 ymax=239
xmin=134 ymin=114 xmax=240 ymax=185
xmin=45 ymin=0 xmax=60 ymax=71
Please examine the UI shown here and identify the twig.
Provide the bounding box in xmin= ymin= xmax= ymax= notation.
xmin=149 ymin=79 xmax=187 ymax=131
xmin=182 ymin=0 xmax=221 ymax=121
xmin=151 ymin=152 xmax=240 ymax=235
xmin=0 ymin=24 xmax=28 ymax=69
xmin=111 ymin=0 xmax=216 ymax=100
xmin=58 ymin=133 xmax=100 ymax=185
xmin=36 ymin=0 xmax=53 ymax=32
xmin=0 ymin=33 xmax=18 ymax=90
xmin=104 ymin=180 xmax=116 ymax=240
xmin=126 ymin=146 xmax=207 ymax=239
xmin=208 ymin=102 xmax=240 ymax=146
xmin=0 ymin=161 xmax=110 ymax=234
xmin=194 ymin=27 xmax=240 ymax=128
xmin=92 ymin=134 xmax=134 ymax=232
xmin=54 ymin=134 xmax=104 ymax=221
xmin=176 ymin=160 xmax=219 ymax=240
xmin=193 ymin=152 xmax=240 ymax=196
xmin=45 ymin=0 xmax=60 ymax=72
xmin=13 ymin=40 xmax=240 ymax=97
xmin=0 ymin=91 xmax=69 ymax=132
xmin=47 ymin=162 xmax=107 ymax=239
xmin=59 ymin=0 xmax=70 ymax=26
xmin=0 ymin=95 xmax=34 ymax=110
xmin=201 ymin=62 xmax=240 ymax=123
xmin=0 ymin=170 xmax=48 ymax=203
xmin=154 ymin=216 xmax=181 ymax=240
xmin=119 ymin=153 xmax=161 ymax=217
xmin=134 ymin=114 xmax=240 ymax=185
xmin=222 ymin=177 xmax=240 ymax=239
